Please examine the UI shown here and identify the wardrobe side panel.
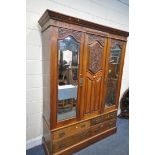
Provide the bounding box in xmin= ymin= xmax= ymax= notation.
xmin=42 ymin=27 xmax=52 ymax=127
xmin=43 ymin=119 xmax=52 ymax=154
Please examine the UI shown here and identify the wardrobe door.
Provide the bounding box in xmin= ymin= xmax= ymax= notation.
xmin=104 ymin=39 xmax=126 ymax=112
xmin=56 ymin=28 xmax=84 ymax=125
xmin=80 ymin=33 xmax=107 ymax=119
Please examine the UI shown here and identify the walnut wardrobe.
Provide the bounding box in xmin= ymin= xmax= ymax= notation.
xmin=38 ymin=10 xmax=129 ymax=155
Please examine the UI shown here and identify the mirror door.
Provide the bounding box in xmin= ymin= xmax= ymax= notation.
xmin=57 ymin=28 xmax=83 ymax=122
xmin=104 ymin=39 xmax=124 ymax=111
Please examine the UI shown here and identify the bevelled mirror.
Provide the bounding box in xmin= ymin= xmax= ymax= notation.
xmin=105 ymin=43 xmax=122 ymax=107
xmin=57 ymin=36 xmax=80 ymax=122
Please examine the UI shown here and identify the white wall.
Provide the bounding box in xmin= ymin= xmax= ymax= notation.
xmin=26 ymin=0 xmax=129 ymax=149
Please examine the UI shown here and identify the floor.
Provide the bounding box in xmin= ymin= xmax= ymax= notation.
xmin=26 ymin=118 xmax=129 ymax=155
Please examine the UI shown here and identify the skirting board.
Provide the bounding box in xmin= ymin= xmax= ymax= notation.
xmin=117 ymin=109 xmax=121 ymax=116
xmin=26 ymin=136 xmax=42 ymax=150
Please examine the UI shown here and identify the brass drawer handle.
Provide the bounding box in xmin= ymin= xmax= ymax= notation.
xmin=59 ymin=144 xmax=65 ymax=149
xmin=100 ymin=124 xmax=104 ymax=128
xmin=109 ymin=122 xmax=115 ymax=128
xmin=95 ymin=117 xmax=103 ymax=124
xmin=59 ymin=132 xmax=65 ymax=138
xmin=105 ymin=114 xmax=109 ymax=119
xmin=94 ymin=127 xmax=101 ymax=133
xmin=80 ymin=132 xmax=89 ymax=139
xmin=105 ymin=112 xmax=116 ymax=119
xmin=110 ymin=113 xmax=114 ymax=117
xmin=91 ymin=116 xmax=104 ymax=126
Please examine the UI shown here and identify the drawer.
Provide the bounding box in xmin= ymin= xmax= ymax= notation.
xmin=53 ymin=121 xmax=90 ymax=140
xmin=103 ymin=111 xmax=117 ymax=121
xmin=53 ymin=119 xmax=116 ymax=153
xmin=53 ymin=129 xmax=91 ymax=153
xmin=90 ymin=115 xmax=104 ymax=126
xmin=91 ymin=119 xmax=116 ymax=136
xmin=90 ymin=111 xmax=117 ymax=126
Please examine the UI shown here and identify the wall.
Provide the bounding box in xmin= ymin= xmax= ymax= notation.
xmin=26 ymin=0 xmax=129 ymax=149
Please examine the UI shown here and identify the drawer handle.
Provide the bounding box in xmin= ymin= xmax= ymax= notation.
xmin=81 ymin=124 xmax=86 ymax=128
xmin=80 ymin=132 xmax=87 ymax=138
xmin=110 ymin=113 xmax=114 ymax=117
xmin=94 ymin=127 xmax=101 ymax=133
xmin=105 ymin=115 xmax=109 ymax=118
xmin=100 ymin=124 xmax=104 ymax=128
xmin=59 ymin=132 xmax=65 ymax=138
xmin=59 ymin=144 xmax=65 ymax=149
xmin=109 ymin=122 xmax=115 ymax=128
xmin=105 ymin=112 xmax=116 ymax=119
xmin=95 ymin=117 xmax=103 ymax=123
xmin=80 ymin=132 xmax=89 ymax=139
xmin=91 ymin=117 xmax=104 ymax=126
xmin=111 ymin=112 xmax=117 ymax=117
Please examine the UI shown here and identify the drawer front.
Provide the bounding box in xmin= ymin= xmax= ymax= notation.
xmin=91 ymin=119 xmax=116 ymax=136
xmin=53 ymin=119 xmax=116 ymax=153
xmin=90 ymin=111 xmax=117 ymax=126
xmin=53 ymin=121 xmax=90 ymax=140
xmin=103 ymin=111 xmax=117 ymax=121
xmin=53 ymin=129 xmax=91 ymax=153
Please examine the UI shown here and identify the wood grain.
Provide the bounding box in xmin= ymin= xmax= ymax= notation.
xmin=38 ymin=10 xmax=129 ymax=37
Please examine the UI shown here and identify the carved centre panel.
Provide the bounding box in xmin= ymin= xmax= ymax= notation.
xmin=88 ymin=42 xmax=103 ymax=74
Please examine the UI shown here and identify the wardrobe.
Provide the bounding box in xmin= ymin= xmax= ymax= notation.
xmin=38 ymin=9 xmax=129 ymax=155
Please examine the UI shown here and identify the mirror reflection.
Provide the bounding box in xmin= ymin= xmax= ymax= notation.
xmin=57 ymin=36 xmax=79 ymax=122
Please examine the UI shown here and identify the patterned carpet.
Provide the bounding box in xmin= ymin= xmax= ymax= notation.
xmin=27 ymin=118 xmax=129 ymax=155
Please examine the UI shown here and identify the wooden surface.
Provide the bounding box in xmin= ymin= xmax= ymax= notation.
xmin=43 ymin=115 xmax=116 ymax=154
xmin=103 ymin=39 xmax=127 ymax=113
xmin=53 ymin=127 xmax=117 ymax=155
xmin=42 ymin=27 xmax=52 ymax=127
xmin=38 ymin=10 xmax=129 ymax=37
xmin=51 ymin=110 xmax=117 ymax=132
xmin=53 ymin=121 xmax=90 ymax=141
xmin=80 ymin=33 xmax=107 ymax=119
xmin=43 ymin=119 xmax=52 ymax=154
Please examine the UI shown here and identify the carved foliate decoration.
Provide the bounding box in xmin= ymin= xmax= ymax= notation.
xmin=88 ymin=43 xmax=103 ymax=74
xmin=88 ymin=34 xmax=105 ymax=46
xmin=58 ymin=28 xmax=82 ymax=42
